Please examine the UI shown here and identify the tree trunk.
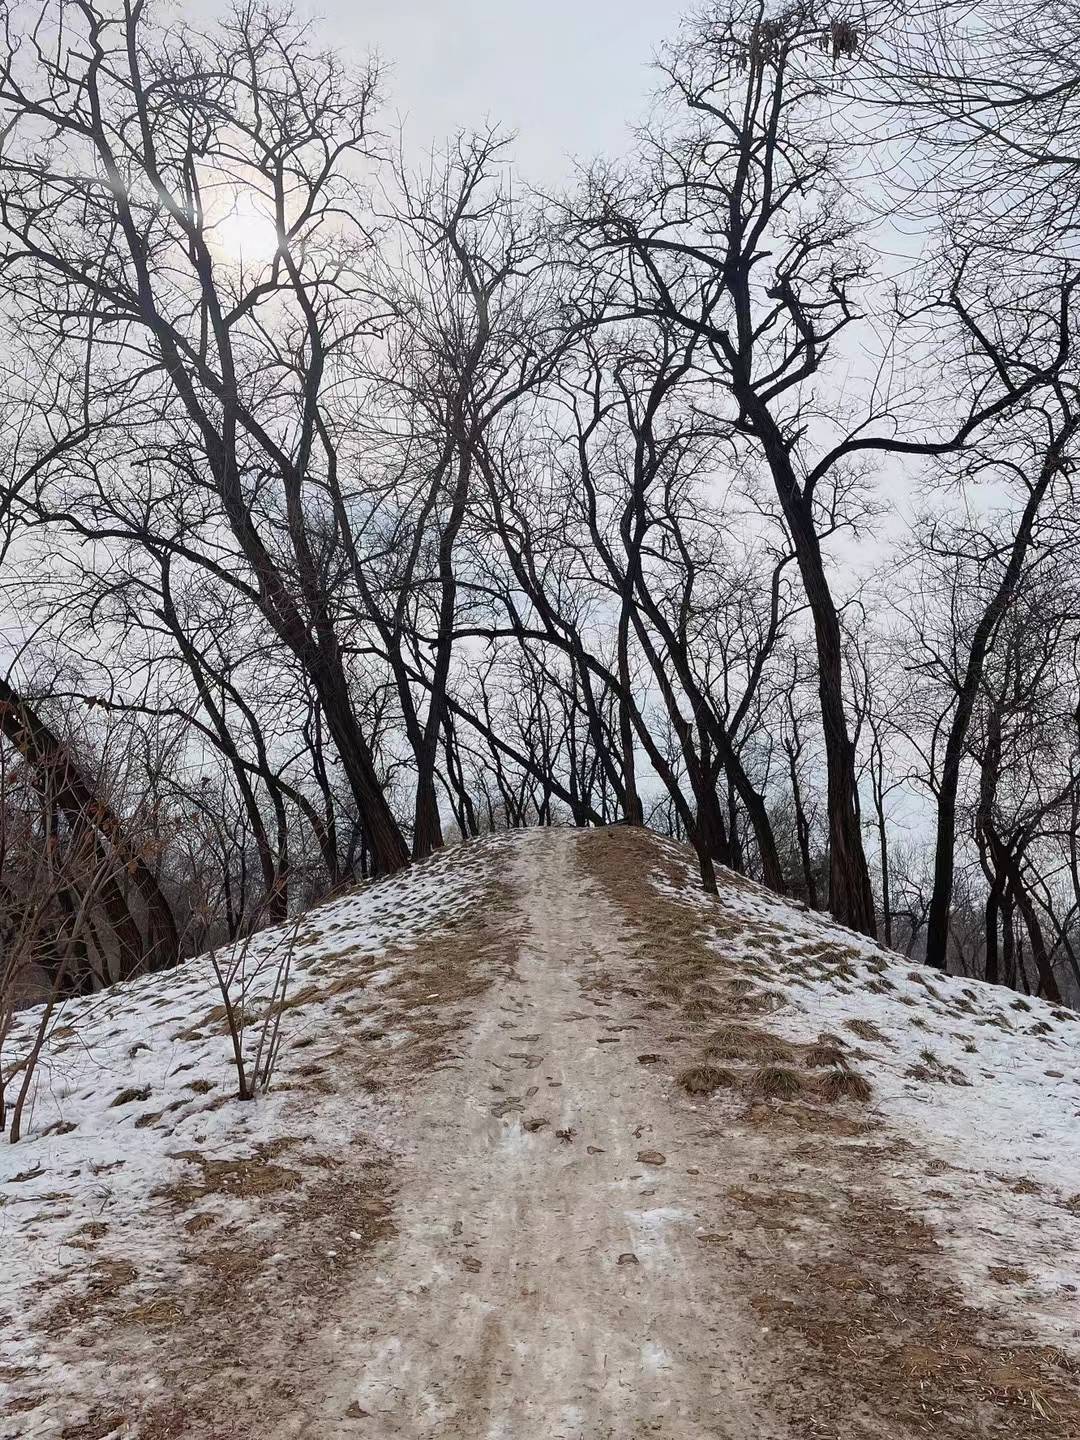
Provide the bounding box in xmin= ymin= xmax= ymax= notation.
xmin=984 ymin=881 xmax=1001 ymax=986
xmin=925 ymin=439 xmax=1065 ymax=969
xmin=750 ymin=417 xmax=875 ymax=935
xmin=313 ymin=663 xmax=409 ymax=877
xmin=0 ymin=679 xmax=178 ymax=976
xmin=617 ymin=603 xmax=644 ymax=826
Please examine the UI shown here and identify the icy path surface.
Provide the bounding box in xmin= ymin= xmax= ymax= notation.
xmin=291 ymin=829 xmax=783 ymax=1440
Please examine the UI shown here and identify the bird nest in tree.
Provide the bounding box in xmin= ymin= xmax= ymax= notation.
xmin=739 ymin=9 xmax=862 ymax=69
xmin=820 ymin=18 xmax=861 ymax=60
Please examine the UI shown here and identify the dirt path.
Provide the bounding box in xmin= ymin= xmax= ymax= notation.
xmin=8 ymin=825 xmax=1077 ymax=1440
xmin=290 ymin=828 xmax=786 ymax=1440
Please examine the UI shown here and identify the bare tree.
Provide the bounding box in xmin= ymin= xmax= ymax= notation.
xmin=0 ymin=0 xmax=409 ymax=873
xmin=562 ymin=0 xmax=1075 ymax=937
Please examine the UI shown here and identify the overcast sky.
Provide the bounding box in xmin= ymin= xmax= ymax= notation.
xmin=284 ymin=0 xmax=688 ymax=183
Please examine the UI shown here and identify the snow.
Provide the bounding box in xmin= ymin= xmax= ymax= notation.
xmin=654 ymin=842 xmax=1080 ymax=1358
xmin=0 ymin=838 xmax=499 ymax=1435
xmin=3 ymin=824 xmax=1079 ymax=1433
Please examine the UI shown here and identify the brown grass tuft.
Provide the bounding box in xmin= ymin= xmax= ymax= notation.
xmin=749 ymin=1065 xmax=804 ymax=1100
xmin=804 ymin=1043 xmax=847 ymax=1069
xmin=726 ymin=988 xmax=786 ymax=1019
xmin=818 ymin=1068 xmax=874 ymax=1103
xmin=111 ymin=1086 xmax=152 ymax=1107
xmin=705 ymin=1025 xmax=792 ymax=1063
xmin=844 ymin=1017 xmax=885 ymax=1042
xmin=677 ymin=1064 xmax=736 ymax=1096
xmin=684 ymin=992 xmax=721 ymax=1018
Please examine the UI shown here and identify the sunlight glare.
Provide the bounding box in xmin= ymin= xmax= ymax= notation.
xmin=213 ymin=189 xmax=280 ymax=267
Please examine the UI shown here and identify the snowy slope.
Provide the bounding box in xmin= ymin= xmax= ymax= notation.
xmin=2 ymin=824 xmax=1079 ymax=1439
xmin=649 ymin=842 xmax=1080 ymax=1359
xmin=0 ymin=836 xmax=509 ymax=1436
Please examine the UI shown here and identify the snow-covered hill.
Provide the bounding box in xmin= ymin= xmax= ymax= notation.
xmin=653 ymin=841 xmax=1080 ymax=1359
xmin=0 ymin=836 xmax=513 ymax=1438
xmin=2 ymin=826 xmax=1078 ymax=1439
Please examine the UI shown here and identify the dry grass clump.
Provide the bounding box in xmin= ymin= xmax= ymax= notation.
xmin=196 ymin=1244 xmax=263 ymax=1285
xmin=677 ymin=1064 xmax=737 ymax=1096
xmin=682 ymin=995 xmax=719 ymax=1022
xmin=87 ymin=1259 xmax=137 ymax=1297
xmin=122 ymin=1297 xmax=184 ymax=1330
xmin=70 ymin=1221 xmax=109 ymax=1244
xmin=803 ymin=1043 xmax=847 ymax=1069
xmin=991 ymin=1173 xmax=1042 ymax=1197
xmin=279 ymin=980 xmax=333 ymax=1011
xmin=155 ymin=1145 xmax=302 ymax=1211
xmin=177 ymin=1001 xmax=263 ymax=1042
xmin=41 ymin=1258 xmax=139 ymax=1338
xmin=749 ymin=1064 xmax=804 ymax=1100
xmin=844 ymin=1017 xmax=885 ymax=1042
xmin=705 ymin=1025 xmax=793 ymax=1064
xmin=183 ymin=1213 xmax=216 ymax=1236
xmin=988 ymin=1266 xmax=1030 ymax=1286
xmin=728 ymin=988 xmax=786 ymax=1018
xmin=818 ymin=1067 xmax=874 ymax=1103
xmin=111 ymin=1085 xmax=152 ymax=1107
xmin=905 ymin=1058 xmax=970 ymax=1087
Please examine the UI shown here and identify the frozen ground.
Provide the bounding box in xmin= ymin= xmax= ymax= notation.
xmin=2 ymin=826 xmax=1078 ymax=1439
xmin=0 ymin=837 xmax=507 ymax=1437
xmin=679 ymin=862 xmax=1080 ymax=1356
